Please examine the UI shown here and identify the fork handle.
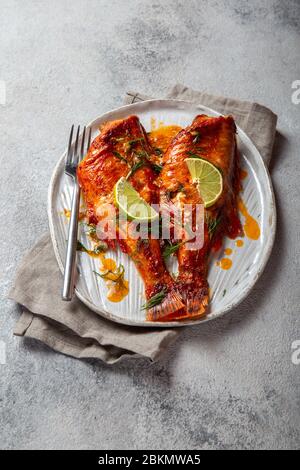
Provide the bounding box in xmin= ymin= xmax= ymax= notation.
xmin=62 ymin=182 xmax=81 ymax=301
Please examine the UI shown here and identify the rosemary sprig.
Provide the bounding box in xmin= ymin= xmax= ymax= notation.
xmin=132 ymin=150 xmax=163 ymax=174
xmin=163 ymin=241 xmax=185 ymax=258
xmin=126 ymin=160 xmax=145 ymax=179
xmin=151 ymin=162 xmax=163 ymax=173
xmin=187 ymin=150 xmax=206 ymax=158
xmin=206 ymin=214 xmax=222 ymax=238
xmin=112 ymin=151 xmax=128 ymax=164
xmin=93 ymin=264 xmax=125 ymax=283
xmin=94 ymin=243 xmax=108 ymax=254
xmin=77 ymin=240 xmax=87 ymax=252
xmin=85 ymin=223 xmax=96 ymax=236
xmin=141 ymin=289 xmax=166 ymax=311
xmin=127 ymin=137 xmax=144 ymax=148
xmin=77 ymin=240 xmax=107 ymax=254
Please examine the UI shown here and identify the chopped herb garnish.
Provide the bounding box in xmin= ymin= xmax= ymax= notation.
xmin=187 ymin=151 xmax=206 ymax=158
xmin=126 ymin=160 xmax=145 ymax=179
xmin=132 ymin=150 xmax=162 ymax=174
xmin=128 ymin=137 xmax=144 ymax=146
xmin=154 ymin=147 xmax=163 ymax=156
xmin=93 ymin=264 xmax=125 ymax=283
xmin=177 ymin=183 xmax=185 ymax=193
xmin=112 ymin=151 xmax=128 ymax=164
xmin=94 ymin=243 xmax=108 ymax=254
xmin=85 ymin=223 xmax=97 ymax=236
xmin=77 ymin=240 xmax=107 ymax=254
xmin=77 ymin=240 xmax=89 ymax=253
xmin=206 ymin=214 xmax=222 ymax=238
xmin=134 ymin=150 xmax=148 ymax=159
xmin=223 ymin=289 xmax=227 ymax=297
xmin=163 ymin=241 xmax=185 ymax=258
xmin=151 ymin=162 xmax=163 ymax=173
xmin=125 ymin=138 xmax=145 ymax=153
xmin=141 ymin=289 xmax=166 ymax=311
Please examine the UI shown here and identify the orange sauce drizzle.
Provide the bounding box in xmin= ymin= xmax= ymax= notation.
xmin=78 ymin=244 xmax=129 ymax=302
xmin=238 ymin=198 xmax=260 ymax=240
xmin=235 ymin=239 xmax=244 ymax=247
xmin=148 ymin=125 xmax=182 ymax=154
xmin=98 ymin=255 xmax=129 ymax=302
xmin=217 ymin=258 xmax=233 ymax=270
xmin=224 ymin=248 xmax=233 ymax=256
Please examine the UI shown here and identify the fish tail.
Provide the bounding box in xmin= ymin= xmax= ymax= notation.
xmin=146 ymin=288 xmax=185 ymax=322
xmin=176 ymin=277 xmax=209 ymax=319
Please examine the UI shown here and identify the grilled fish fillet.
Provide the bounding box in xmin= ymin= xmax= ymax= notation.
xmin=158 ymin=114 xmax=242 ymax=321
xmin=77 ymin=115 xmax=185 ymax=320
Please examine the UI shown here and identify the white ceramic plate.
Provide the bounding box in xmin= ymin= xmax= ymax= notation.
xmin=48 ymin=99 xmax=276 ymax=327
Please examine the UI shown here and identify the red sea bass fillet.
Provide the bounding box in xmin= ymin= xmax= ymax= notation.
xmin=77 ymin=115 xmax=185 ymax=320
xmin=158 ymin=115 xmax=242 ymax=320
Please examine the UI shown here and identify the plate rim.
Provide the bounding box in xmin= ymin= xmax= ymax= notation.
xmin=48 ymin=98 xmax=277 ymax=327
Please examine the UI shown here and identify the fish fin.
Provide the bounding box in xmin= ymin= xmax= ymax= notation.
xmin=158 ymin=290 xmax=209 ymax=322
xmin=184 ymin=287 xmax=209 ymax=317
xmin=146 ymin=289 xmax=185 ymax=322
xmin=175 ymin=282 xmax=209 ymax=320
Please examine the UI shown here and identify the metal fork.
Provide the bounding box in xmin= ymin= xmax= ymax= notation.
xmin=62 ymin=125 xmax=92 ymax=301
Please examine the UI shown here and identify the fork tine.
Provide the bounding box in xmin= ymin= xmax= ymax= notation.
xmin=87 ymin=127 xmax=92 ymax=151
xmin=80 ymin=126 xmax=86 ymax=161
xmin=73 ymin=125 xmax=80 ymax=164
xmin=66 ymin=124 xmax=74 ymax=165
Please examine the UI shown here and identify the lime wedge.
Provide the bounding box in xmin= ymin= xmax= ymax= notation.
xmin=186 ymin=157 xmax=223 ymax=208
xmin=113 ymin=177 xmax=158 ymax=221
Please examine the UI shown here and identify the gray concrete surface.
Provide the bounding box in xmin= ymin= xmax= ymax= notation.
xmin=0 ymin=0 xmax=299 ymax=450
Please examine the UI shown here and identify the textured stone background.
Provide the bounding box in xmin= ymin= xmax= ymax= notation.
xmin=1 ymin=0 xmax=300 ymax=450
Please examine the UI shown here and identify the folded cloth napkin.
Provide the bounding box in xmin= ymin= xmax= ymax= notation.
xmin=9 ymin=84 xmax=277 ymax=364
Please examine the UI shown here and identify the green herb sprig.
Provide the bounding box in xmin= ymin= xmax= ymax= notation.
xmin=206 ymin=215 xmax=222 ymax=239
xmin=85 ymin=223 xmax=97 ymax=237
xmin=163 ymin=241 xmax=185 ymax=258
xmin=187 ymin=150 xmax=206 ymax=158
xmin=126 ymin=160 xmax=145 ymax=179
xmin=151 ymin=162 xmax=163 ymax=173
xmin=126 ymin=137 xmax=145 ymax=151
xmin=141 ymin=289 xmax=166 ymax=310
xmin=132 ymin=150 xmax=163 ymax=174
xmin=112 ymin=151 xmax=128 ymax=164
xmin=77 ymin=240 xmax=108 ymax=254
xmin=93 ymin=264 xmax=125 ymax=283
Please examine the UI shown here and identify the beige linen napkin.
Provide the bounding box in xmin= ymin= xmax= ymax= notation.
xmin=9 ymin=84 xmax=277 ymax=364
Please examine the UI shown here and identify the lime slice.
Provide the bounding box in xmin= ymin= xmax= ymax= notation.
xmin=186 ymin=157 xmax=223 ymax=208
xmin=113 ymin=177 xmax=158 ymax=221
